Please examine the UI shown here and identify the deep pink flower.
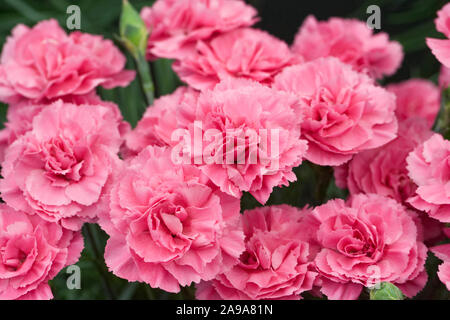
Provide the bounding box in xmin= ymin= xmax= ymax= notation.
xmin=0 ymin=100 xmax=123 ymax=231
xmin=99 ymin=146 xmax=245 ymax=293
xmin=180 ymin=78 xmax=308 ymax=204
xmin=0 ymin=204 xmax=83 ymax=300
xmin=334 ymin=119 xmax=433 ymax=204
xmin=427 ymin=3 xmax=450 ymax=68
xmin=125 ymin=87 xmax=199 ymax=156
xmin=407 ymin=133 xmax=450 ymax=223
xmin=311 ymin=194 xmax=427 ymax=300
xmin=196 ymin=205 xmax=318 ymax=300
xmin=291 ymin=16 xmax=403 ymax=79
xmin=387 ymin=79 xmax=440 ymax=128
xmin=273 ymin=57 xmax=398 ymax=166
xmin=173 ymin=28 xmax=297 ymax=90
xmin=0 ymin=19 xmax=135 ymax=104
xmin=141 ymin=0 xmax=258 ymax=60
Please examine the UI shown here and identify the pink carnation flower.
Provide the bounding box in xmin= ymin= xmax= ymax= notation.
xmin=99 ymin=146 xmax=245 ymax=293
xmin=387 ymin=79 xmax=440 ymax=128
xmin=0 ymin=93 xmax=129 ymax=164
xmin=173 ymin=28 xmax=297 ymax=90
xmin=0 ymin=19 xmax=135 ymax=104
xmin=334 ymin=119 xmax=433 ymax=204
xmin=181 ymin=78 xmax=308 ymax=204
xmin=311 ymin=194 xmax=427 ymax=300
xmin=141 ymin=0 xmax=258 ymax=60
xmin=125 ymin=87 xmax=199 ymax=156
xmin=0 ymin=204 xmax=83 ymax=300
xmin=0 ymin=100 xmax=123 ymax=231
xmin=407 ymin=133 xmax=450 ymax=223
xmin=291 ymin=16 xmax=403 ymax=79
xmin=427 ymin=3 xmax=450 ymax=68
xmin=196 ymin=205 xmax=318 ymax=300
xmin=273 ymin=57 xmax=398 ymax=166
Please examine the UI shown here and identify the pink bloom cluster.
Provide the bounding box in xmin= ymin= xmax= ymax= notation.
xmin=0 ymin=18 xmax=134 ymax=299
xmin=0 ymin=0 xmax=448 ymax=301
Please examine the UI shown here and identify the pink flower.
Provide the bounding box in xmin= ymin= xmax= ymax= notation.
xmin=439 ymin=65 xmax=450 ymax=89
xmin=125 ymin=87 xmax=199 ymax=156
xmin=387 ymin=79 xmax=440 ymax=128
xmin=0 ymin=100 xmax=123 ymax=231
xmin=0 ymin=92 xmax=129 ymax=164
xmin=99 ymin=146 xmax=245 ymax=293
xmin=0 ymin=204 xmax=83 ymax=300
xmin=431 ymin=229 xmax=450 ymax=290
xmin=141 ymin=0 xmax=258 ymax=60
xmin=0 ymin=19 xmax=135 ymax=104
xmin=273 ymin=57 xmax=398 ymax=166
xmin=334 ymin=119 xmax=433 ymax=204
xmin=311 ymin=194 xmax=427 ymax=300
xmin=181 ymin=78 xmax=308 ymax=204
xmin=291 ymin=16 xmax=403 ymax=79
xmin=196 ymin=205 xmax=318 ymax=300
xmin=407 ymin=133 xmax=450 ymax=223
xmin=173 ymin=28 xmax=297 ymax=90
xmin=427 ymin=4 xmax=450 ymax=68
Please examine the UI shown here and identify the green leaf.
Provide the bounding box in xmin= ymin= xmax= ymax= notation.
xmin=370 ymin=282 xmax=404 ymax=300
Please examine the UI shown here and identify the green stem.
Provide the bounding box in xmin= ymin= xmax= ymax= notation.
xmin=309 ymin=162 xmax=333 ymax=205
xmin=135 ymin=52 xmax=154 ymax=107
xmin=84 ymin=224 xmax=116 ymax=300
xmin=436 ymin=87 xmax=450 ymax=139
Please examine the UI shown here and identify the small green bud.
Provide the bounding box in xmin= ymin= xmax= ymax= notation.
xmin=369 ymin=282 xmax=404 ymax=300
xmin=119 ymin=0 xmax=148 ymax=58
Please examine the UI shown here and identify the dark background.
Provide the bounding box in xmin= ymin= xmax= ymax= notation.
xmin=0 ymin=0 xmax=447 ymax=299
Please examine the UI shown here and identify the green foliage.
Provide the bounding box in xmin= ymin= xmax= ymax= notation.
xmin=370 ymin=282 xmax=404 ymax=300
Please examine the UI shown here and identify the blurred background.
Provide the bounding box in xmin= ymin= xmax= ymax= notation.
xmin=0 ymin=0 xmax=447 ymax=299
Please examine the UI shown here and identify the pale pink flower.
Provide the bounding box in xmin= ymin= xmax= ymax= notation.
xmin=141 ymin=0 xmax=258 ymax=60
xmin=0 ymin=19 xmax=135 ymax=104
xmin=311 ymin=194 xmax=427 ymax=300
xmin=387 ymin=79 xmax=440 ymax=128
xmin=334 ymin=119 xmax=433 ymax=204
xmin=99 ymin=146 xmax=245 ymax=293
xmin=407 ymin=133 xmax=450 ymax=223
xmin=427 ymin=3 xmax=450 ymax=68
xmin=182 ymin=78 xmax=308 ymax=204
xmin=273 ymin=57 xmax=398 ymax=166
xmin=124 ymin=87 xmax=199 ymax=156
xmin=0 ymin=204 xmax=83 ymax=300
xmin=196 ymin=205 xmax=318 ymax=300
xmin=292 ymin=16 xmax=403 ymax=79
xmin=0 ymin=100 xmax=123 ymax=231
xmin=173 ymin=28 xmax=297 ymax=90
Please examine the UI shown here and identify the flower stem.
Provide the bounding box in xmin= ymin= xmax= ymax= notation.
xmin=84 ymin=224 xmax=116 ymax=300
xmin=135 ymin=52 xmax=155 ymax=107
